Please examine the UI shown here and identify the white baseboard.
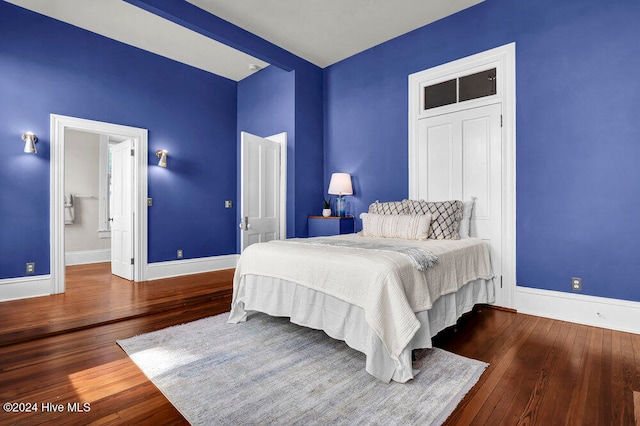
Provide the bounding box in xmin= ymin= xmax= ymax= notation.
xmin=146 ymin=254 xmax=239 ymax=281
xmin=0 ymin=275 xmax=52 ymax=302
xmin=65 ymin=249 xmax=111 ymax=266
xmin=516 ymin=286 xmax=640 ymax=335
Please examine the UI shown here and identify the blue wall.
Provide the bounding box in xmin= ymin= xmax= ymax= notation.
xmin=0 ymin=2 xmax=238 ymax=278
xmin=134 ymin=0 xmax=325 ymax=239
xmin=237 ymin=65 xmax=325 ymax=242
xmin=293 ymin=64 xmax=326 ymax=236
xmin=237 ymin=65 xmax=296 ymax=249
xmin=324 ymin=0 xmax=640 ymax=302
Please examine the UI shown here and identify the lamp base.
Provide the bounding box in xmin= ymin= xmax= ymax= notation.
xmin=335 ymin=197 xmax=345 ymax=217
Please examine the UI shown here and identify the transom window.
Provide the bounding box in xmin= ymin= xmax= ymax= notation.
xmin=423 ymin=67 xmax=496 ymax=110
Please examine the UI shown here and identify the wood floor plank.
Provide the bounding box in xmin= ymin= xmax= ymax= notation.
xmin=610 ymin=330 xmax=631 ymax=424
xmin=618 ymin=331 xmax=639 ymax=424
xmin=474 ymin=316 xmax=556 ymax=426
xmin=0 ymin=263 xmax=234 ymax=347
xmin=490 ymin=317 xmax=558 ymax=426
xmin=572 ymin=326 xmax=604 ymax=424
xmin=511 ymin=317 xmax=573 ymax=425
xmin=597 ymin=329 xmax=613 ymax=426
xmin=444 ymin=315 xmax=541 ymax=425
xmin=438 ymin=306 xmax=523 ymax=363
xmin=436 ymin=309 xmax=520 ymax=423
xmin=535 ymin=322 xmax=587 ymax=424
xmin=633 ymin=332 xmax=640 ymax=391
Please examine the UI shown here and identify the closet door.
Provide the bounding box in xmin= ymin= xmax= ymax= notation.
xmin=417 ymin=103 xmax=505 ymax=305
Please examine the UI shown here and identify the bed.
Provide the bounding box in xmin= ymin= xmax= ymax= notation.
xmin=228 ymin=200 xmax=495 ymax=383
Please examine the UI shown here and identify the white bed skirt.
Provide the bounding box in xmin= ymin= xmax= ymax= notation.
xmin=228 ymin=276 xmax=494 ymax=383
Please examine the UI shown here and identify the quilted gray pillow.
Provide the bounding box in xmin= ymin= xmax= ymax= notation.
xmin=361 ymin=213 xmax=432 ymax=240
xmin=404 ymin=200 xmax=464 ymax=240
xmin=368 ymin=200 xmax=408 ymax=215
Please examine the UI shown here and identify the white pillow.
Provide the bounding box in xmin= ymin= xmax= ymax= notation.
xmin=360 ymin=213 xmax=432 ymax=240
xmin=459 ymin=199 xmax=476 ymax=239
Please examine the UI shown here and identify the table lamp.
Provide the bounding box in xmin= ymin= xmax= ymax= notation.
xmin=328 ymin=173 xmax=353 ymax=217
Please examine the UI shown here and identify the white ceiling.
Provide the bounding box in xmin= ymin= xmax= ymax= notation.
xmin=5 ymin=0 xmax=270 ymax=81
xmin=188 ymin=0 xmax=484 ymax=68
xmin=8 ymin=0 xmax=483 ymax=80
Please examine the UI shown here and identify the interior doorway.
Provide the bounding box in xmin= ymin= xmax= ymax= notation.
xmin=50 ymin=114 xmax=149 ymax=295
xmin=63 ymin=130 xmax=135 ymax=280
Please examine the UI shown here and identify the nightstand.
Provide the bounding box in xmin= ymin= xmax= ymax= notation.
xmin=308 ymin=216 xmax=355 ymax=237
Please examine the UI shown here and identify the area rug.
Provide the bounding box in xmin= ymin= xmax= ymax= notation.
xmin=117 ymin=312 xmax=487 ymax=425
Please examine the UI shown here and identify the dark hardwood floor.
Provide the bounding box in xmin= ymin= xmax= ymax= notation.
xmin=0 ymin=263 xmax=234 ymax=347
xmin=0 ymin=263 xmax=638 ymax=425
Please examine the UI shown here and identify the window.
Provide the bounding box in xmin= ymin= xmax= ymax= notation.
xmin=459 ymin=69 xmax=497 ymax=102
xmin=424 ymin=67 xmax=497 ymax=110
xmin=424 ymin=79 xmax=457 ymax=109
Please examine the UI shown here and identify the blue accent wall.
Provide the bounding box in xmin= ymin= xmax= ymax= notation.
xmin=137 ymin=0 xmax=325 ymax=239
xmin=237 ymin=65 xmax=325 ymax=241
xmin=293 ymin=64 xmax=325 ymax=236
xmin=324 ymin=0 xmax=640 ymax=302
xmin=237 ymin=65 xmax=296 ymax=249
xmin=0 ymin=2 xmax=238 ymax=278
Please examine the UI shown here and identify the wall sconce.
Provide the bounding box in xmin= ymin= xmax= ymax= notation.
xmin=156 ymin=150 xmax=168 ymax=167
xmin=22 ymin=132 xmax=38 ymax=153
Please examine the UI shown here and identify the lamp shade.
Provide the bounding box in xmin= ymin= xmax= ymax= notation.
xmin=22 ymin=132 xmax=37 ymax=153
xmin=328 ymin=173 xmax=353 ymax=196
xmin=156 ymin=150 xmax=168 ymax=167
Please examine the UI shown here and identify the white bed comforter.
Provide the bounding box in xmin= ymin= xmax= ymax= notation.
xmin=229 ymin=235 xmax=493 ymax=361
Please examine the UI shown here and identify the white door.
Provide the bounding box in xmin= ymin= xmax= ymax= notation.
xmin=110 ymin=139 xmax=134 ymax=280
xmin=417 ymin=103 xmax=504 ymax=305
xmin=240 ymin=132 xmax=282 ymax=251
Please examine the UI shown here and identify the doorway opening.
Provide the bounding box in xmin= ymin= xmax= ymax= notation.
xmin=63 ymin=130 xmax=127 ymax=268
xmin=50 ymin=114 xmax=148 ymax=295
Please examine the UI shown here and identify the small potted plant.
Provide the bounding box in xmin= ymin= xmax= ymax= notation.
xmin=322 ymin=198 xmax=332 ymax=217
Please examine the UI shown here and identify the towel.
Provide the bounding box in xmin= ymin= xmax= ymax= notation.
xmin=64 ymin=193 xmax=75 ymax=225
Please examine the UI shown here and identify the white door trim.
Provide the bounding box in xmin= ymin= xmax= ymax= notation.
xmin=408 ymin=42 xmax=516 ymax=309
xmin=266 ymin=132 xmax=287 ymax=240
xmin=50 ymin=114 xmax=148 ymax=294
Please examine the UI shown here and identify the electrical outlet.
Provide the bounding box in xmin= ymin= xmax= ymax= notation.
xmin=177 ymin=250 xmax=183 ymax=259
xmin=26 ymin=262 xmax=35 ymax=274
xmin=571 ymin=277 xmax=582 ymax=291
